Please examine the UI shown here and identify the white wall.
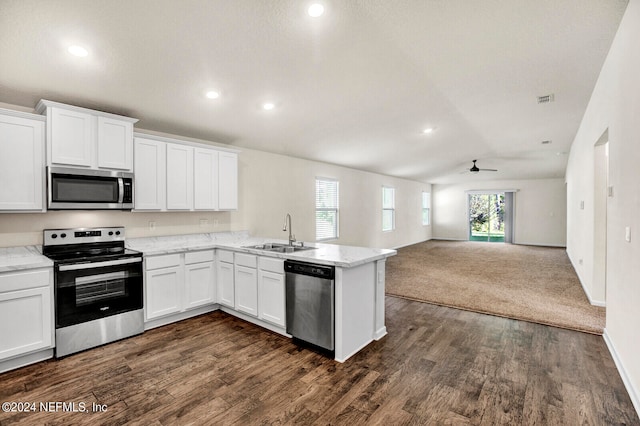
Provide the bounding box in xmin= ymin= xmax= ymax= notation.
xmin=432 ymin=178 xmax=567 ymax=247
xmin=566 ymin=0 xmax=640 ymax=414
xmin=230 ymin=148 xmax=431 ymax=249
xmin=0 ymin=127 xmax=431 ymax=249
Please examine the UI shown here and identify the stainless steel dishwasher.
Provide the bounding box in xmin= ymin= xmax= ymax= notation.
xmin=285 ymin=260 xmax=335 ymax=353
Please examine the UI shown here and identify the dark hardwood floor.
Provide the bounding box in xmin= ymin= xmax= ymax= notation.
xmin=1 ymin=297 xmax=638 ymax=425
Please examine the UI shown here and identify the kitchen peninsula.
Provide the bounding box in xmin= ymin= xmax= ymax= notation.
xmin=127 ymin=231 xmax=396 ymax=362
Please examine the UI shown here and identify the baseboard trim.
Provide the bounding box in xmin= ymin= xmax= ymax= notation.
xmin=144 ymin=304 xmax=219 ymax=330
xmin=513 ymin=241 xmax=567 ymax=248
xmin=603 ymin=329 xmax=640 ymax=418
xmin=391 ymin=238 xmax=431 ymax=250
xmin=567 ymin=254 xmax=606 ymax=307
xmin=0 ymin=349 xmax=53 ymax=374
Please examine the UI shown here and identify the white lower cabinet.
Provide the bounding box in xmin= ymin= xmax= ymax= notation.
xmin=234 ymin=253 xmax=258 ymax=317
xmin=0 ymin=268 xmax=53 ymax=362
xmin=258 ymin=270 xmax=286 ymax=328
xmin=144 ymin=248 xmax=287 ymax=333
xmin=235 ymin=265 xmax=258 ymax=317
xmin=184 ymin=251 xmax=216 ymax=309
xmin=216 ymin=250 xmax=235 ymax=308
xmin=258 ymin=257 xmax=285 ymax=328
xmin=146 ymin=265 xmax=183 ymax=320
xmin=145 ymin=250 xmax=215 ymax=321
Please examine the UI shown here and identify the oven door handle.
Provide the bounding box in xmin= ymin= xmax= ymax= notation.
xmin=59 ymin=257 xmax=142 ymax=271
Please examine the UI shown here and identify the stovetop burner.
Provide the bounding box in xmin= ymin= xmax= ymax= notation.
xmin=42 ymin=226 xmax=140 ymax=263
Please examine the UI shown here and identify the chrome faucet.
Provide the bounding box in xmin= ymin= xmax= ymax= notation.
xmin=283 ymin=213 xmax=296 ymax=246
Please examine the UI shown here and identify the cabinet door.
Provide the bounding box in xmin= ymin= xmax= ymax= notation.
xmin=194 ymin=148 xmax=219 ymax=210
xmin=97 ymin=117 xmax=133 ymax=170
xmin=0 ymin=114 xmax=44 ymax=210
xmin=50 ymin=107 xmax=93 ymax=167
xmin=0 ymin=286 xmax=52 ymax=360
xmin=134 ymin=138 xmax=166 ymax=210
xmin=218 ymin=152 xmax=238 ymax=210
xmin=145 ymin=266 xmax=183 ymax=320
xmin=217 ymin=261 xmax=234 ymax=308
xmin=258 ymin=270 xmax=286 ymax=328
xmin=185 ymin=262 xmax=215 ymax=309
xmin=235 ymin=265 xmax=258 ymax=317
xmin=166 ymin=144 xmax=194 ymax=210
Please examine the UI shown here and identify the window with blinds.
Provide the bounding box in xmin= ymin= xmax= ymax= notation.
xmin=316 ymin=178 xmax=339 ymax=241
xmin=422 ymin=192 xmax=431 ymax=225
xmin=382 ymin=186 xmax=395 ymax=232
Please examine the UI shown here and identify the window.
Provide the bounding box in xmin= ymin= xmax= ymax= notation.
xmin=316 ymin=178 xmax=339 ymax=241
xmin=422 ymin=192 xmax=431 ymax=225
xmin=382 ymin=186 xmax=395 ymax=232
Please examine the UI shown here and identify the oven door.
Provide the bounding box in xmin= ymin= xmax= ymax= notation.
xmin=55 ymin=257 xmax=143 ymax=328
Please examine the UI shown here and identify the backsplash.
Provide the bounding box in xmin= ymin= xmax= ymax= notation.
xmin=0 ymin=210 xmax=235 ymax=247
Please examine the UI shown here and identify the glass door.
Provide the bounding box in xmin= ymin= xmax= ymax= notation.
xmin=468 ymin=193 xmax=505 ymax=242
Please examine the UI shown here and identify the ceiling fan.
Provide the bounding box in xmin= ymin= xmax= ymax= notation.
xmin=467 ymin=159 xmax=498 ymax=173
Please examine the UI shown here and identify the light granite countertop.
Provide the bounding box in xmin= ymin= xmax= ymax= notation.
xmin=0 ymin=246 xmax=53 ymax=273
xmin=127 ymin=231 xmax=396 ymax=268
xmin=0 ymin=231 xmax=396 ymax=272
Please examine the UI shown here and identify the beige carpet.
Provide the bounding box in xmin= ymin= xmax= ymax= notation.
xmin=386 ymin=240 xmax=606 ymax=334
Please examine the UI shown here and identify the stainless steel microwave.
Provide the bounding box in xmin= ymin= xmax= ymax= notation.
xmin=47 ymin=166 xmax=134 ymax=210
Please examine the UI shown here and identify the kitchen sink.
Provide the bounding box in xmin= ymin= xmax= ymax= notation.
xmin=244 ymin=243 xmax=315 ymax=253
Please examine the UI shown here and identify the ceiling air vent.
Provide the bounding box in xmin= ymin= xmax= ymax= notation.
xmin=537 ymin=94 xmax=555 ymax=104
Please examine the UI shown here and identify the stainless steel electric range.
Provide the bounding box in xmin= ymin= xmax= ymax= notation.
xmin=42 ymin=227 xmax=144 ymax=358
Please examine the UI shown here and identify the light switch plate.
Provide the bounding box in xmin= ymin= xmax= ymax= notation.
xmin=625 ymin=226 xmax=631 ymax=242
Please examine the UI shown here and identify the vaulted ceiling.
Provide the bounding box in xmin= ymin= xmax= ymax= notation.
xmin=0 ymin=0 xmax=628 ymax=183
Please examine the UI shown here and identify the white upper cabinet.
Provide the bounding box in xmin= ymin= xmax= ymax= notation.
xmin=219 ymin=152 xmax=238 ymax=210
xmin=194 ymin=148 xmax=219 ymax=210
xmin=133 ymin=133 xmax=238 ymax=212
xmin=166 ymin=144 xmax=194 ymax=210
xmin=36 ymin=100 xmax=138 ymax=171
xmin=97 ymin=116 xmax=133 ymax=170
xmin=134 ymin=137 xmax=166 ymax=210
xmin=0 ymin=110 xmax=45 ymax=211
xmin=49 ymin=107 xmax=93 ymax=167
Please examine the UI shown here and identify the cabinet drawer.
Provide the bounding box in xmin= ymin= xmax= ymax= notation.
xmin=0 ymin=269 xmax=50 ymax=293
xmin=185 ymin=250 xmax=214 ymax=264
xmin=145 ymin=254 xmax=182 ymax=270
xmin=258 ymin=257 xmax=284 ymax=274
xmin=235 ymin=253 xmax=257 ymax=268
xmin=217 ymin=250 xmax=234 ymax=263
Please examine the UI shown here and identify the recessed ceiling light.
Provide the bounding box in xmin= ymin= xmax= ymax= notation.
xmin=205 ymin=90 xmax=220 ymax=99
xmin=423 ymin=128 xmax=434 ymax=134
xmin=68 ymin=45 xmax=89 ymax=57
xmin=308 ymin=3 xmax=325 ymax=17
xmin=262 ymin=102 xmax=276 ymax=111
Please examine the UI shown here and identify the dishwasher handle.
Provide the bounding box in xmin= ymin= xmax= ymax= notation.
xmin=284 ymin=260 xmax=334 ymax=280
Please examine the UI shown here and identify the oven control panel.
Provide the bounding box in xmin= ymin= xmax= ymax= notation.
xmin=44 ymin=227 xmax=125 ymax=246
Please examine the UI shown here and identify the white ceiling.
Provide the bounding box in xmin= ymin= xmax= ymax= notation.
xmin=0 ymin=0 xmax=628 ymax=184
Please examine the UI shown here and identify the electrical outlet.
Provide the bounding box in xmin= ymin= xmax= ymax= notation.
xmin=625 ymin=226 xmax=631 ymax=242
xmin=213 ymin=219 xmax=219 ymax=227
xmin=608 ymin=186 xmax=614 ymax=197
xmin=199 ymin=219 xmax=209 ymax=227
xmin=580 ymin=201 xmax=585 ymax=210
xmin=149 ymin=221 xmax=156 ymax=230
